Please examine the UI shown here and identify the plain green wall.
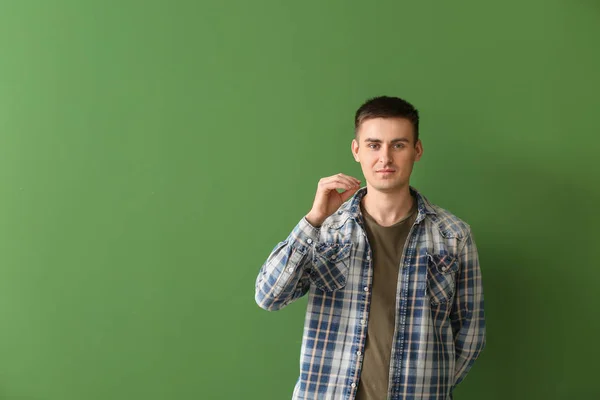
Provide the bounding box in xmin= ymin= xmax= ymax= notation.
xmin=0 ymin=0 xmax=598 ymax=399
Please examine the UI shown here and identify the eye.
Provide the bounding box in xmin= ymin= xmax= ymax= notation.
xmin=394 ymin=143 xmax=405 ymax=149
xmin=368 ymin=143 xmax=379 ymax=149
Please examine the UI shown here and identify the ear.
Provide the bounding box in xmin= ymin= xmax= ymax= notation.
xmin=414 ymin=139 xmax=424 ymax=162
xmin=351 ymin=139 xmax=360 ymax=162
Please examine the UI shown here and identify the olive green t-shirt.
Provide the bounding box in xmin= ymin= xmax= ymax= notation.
xmin=356 ymin=198 xmax=418 ymax=400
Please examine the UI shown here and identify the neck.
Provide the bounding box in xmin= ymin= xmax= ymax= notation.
xmin=361 ymin=184 xmax=415 ymax=227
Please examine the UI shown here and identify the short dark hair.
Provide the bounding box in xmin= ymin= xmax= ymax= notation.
xmin=354 ymin=96 xmax=420 ymax=141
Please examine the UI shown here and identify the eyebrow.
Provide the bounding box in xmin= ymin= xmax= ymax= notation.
xmin=364 ymin=138 xmax=410 ymax=143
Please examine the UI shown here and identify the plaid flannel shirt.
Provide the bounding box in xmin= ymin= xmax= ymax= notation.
xmin=255 ymin=187 xmax=486 ymax=400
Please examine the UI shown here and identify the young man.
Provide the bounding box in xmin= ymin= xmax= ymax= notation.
xmin=255 ymin=96 xmax=486 ymax=400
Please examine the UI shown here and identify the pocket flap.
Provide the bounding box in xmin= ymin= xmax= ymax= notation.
xmin=314 ymin=242 xmax=352 ymax=262
xmin=427 ymin=253 xmax=458 ymax=273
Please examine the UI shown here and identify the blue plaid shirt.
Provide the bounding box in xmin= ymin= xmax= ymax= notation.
xmin=255 ymin=187 xmax=486 ymax=400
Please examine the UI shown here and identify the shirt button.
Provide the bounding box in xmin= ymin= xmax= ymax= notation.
xmin=351 ymin=383 xmax=356 ymax=388
xmin=331 ymin=255 xmax=336 ymax=260
xmin=288 ymin=267 xmax=294 ymax=272
xmin=356 ymin=351 xmax=362 ymax=356
xmin=364 ymin=287 xmax=369 ymax=292
xmin=361 ymin=319 xmax=366 ymax=325
xmin=307 ymin=238 xmax=313 ymax=244
xmin=366 ymin=255 xmax=371 ymax=261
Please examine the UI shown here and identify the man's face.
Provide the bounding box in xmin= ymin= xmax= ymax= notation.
xmin=352 ymin=117 xmax=423 ymax=194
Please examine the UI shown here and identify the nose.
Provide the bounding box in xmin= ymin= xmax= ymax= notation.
xmin=379 ymin=147 xmax=392 ymax=164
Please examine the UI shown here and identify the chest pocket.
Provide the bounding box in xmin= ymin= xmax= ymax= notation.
xmin=426 ymin=253 xmax=460 ymax=305
xmin=310 ymin=242 xmax=352 ymax=292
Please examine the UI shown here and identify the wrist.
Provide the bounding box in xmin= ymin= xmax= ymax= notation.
xmin=305 ymin=211 xmax=326 ymax=227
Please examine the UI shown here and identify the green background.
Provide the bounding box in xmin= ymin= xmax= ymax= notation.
xmin=0 ymin=0 xmax=598 ymax=399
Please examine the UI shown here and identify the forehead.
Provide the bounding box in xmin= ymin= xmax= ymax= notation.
xmin=356 ymin=117 xmax=415 ymax=141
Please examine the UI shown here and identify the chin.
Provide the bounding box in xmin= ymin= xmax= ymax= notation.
xmin=369 ymin=182 xmax=405 ymax=192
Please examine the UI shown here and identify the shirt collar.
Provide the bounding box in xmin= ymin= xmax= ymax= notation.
xmin=338 ymin=185 xmax=437 ymax=225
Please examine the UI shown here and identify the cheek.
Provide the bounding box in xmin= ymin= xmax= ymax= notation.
xmin=400 ymin=159 xmax=416 ymax=173
xmin=398 ymin=153 xmax=416 ymax=163
xmin=360 ymin=162 xmax=375 ymax=175
xmin=358 ymin=154 xmax=375 ymax=166
xmin=359 ymin=161 xmax=371 ymax=171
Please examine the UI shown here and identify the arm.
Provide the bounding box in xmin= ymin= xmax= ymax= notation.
xmin=451 ymin=229 xmax=486 ymax=387
xmin=255 ymin=173 xmax=361 ymax=311
xmin=254 ymin=217 xmax=319 ymax=311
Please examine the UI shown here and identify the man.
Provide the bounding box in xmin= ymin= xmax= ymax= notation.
xmin=255 ymin=96 xmax=486 ymax=400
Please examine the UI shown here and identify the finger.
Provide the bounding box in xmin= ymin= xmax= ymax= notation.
xmin=320 ymin=178 xmax=357 ymax=192
xmin=324 ymin=175 xmax=360 ymax=189
xmin=339 ymin=187 xmax=359 ymax=202
xmin=335 ymin=173 xmax=361 ymax=187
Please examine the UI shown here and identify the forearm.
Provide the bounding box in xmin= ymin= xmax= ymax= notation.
xmin=451 ymin=229 xmax=486 ymax=386
xmin=452 ymin=307 xmax=486 ymax=386
xmin=255 ymin=217 xmax=319 ymax=311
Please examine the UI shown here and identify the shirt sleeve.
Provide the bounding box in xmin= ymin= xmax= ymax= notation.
xmin=451 ymin=228 xmax=486 ymax=387
xmin=254 ymin=217 xmax=319 ymax=311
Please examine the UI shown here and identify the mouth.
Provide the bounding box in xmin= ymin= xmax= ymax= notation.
xmin=376 ymin=169 xmax=396 ymax=173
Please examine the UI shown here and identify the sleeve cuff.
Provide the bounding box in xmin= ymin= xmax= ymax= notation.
xmin=289 ymin=217 xmax=320 ymax=251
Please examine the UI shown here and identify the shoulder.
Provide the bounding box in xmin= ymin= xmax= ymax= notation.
xmin=424 ymin=202 xmax=472 ymax=240
xmin=321 ymin=210 xmax=351 ymax=230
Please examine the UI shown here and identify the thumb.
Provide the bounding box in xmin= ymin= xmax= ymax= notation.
xmin=340 ymin=187 xmax=359 ymax=203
